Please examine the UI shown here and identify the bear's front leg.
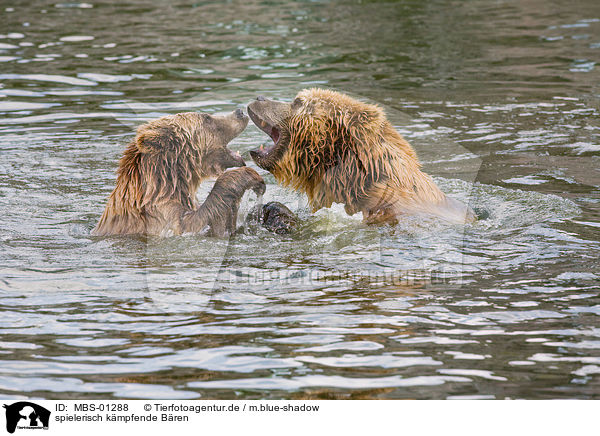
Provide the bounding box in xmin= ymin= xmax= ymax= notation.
xmin=181 ymin=167 xmax=266 ymax=237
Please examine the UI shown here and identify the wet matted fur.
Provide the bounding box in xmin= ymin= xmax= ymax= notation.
xmin=248 ymin=89 xmax=474 ymax=224
xmin=93 ymin=111 xmax=265 ymax=237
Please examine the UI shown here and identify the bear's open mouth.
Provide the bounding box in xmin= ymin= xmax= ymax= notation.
xmin=248 ymin=107 xmax=280 ymax=161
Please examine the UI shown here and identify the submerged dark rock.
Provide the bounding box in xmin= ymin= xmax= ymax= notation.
xmin=246 ymin=201 xmax=298 ymax=234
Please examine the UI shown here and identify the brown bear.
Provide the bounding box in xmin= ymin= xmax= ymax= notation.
xmin=92 ymin=110 xmax=265 ymax=237
xmin=247 ymin=89 xmax=475 ymax=225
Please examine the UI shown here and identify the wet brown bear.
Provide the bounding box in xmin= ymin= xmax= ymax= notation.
xmin=92 ymin=110 xmax=265 ymax=237
xmin=248 ymin=89 xmax=475 ymax=225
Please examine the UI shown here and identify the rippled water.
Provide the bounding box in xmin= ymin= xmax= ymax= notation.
xmin=1 ymin=0 xmax=599 ymax=399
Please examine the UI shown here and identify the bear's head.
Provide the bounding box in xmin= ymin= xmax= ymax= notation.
xmin=122 ymin=109 xmax=248 ymax=209
xmin=248 ymin=88 xmax=385 ymax=173
xmin=136 ymin=110 xmax=247 ymax=178
xmin=248 ymin=88 xmax=419 ymax=213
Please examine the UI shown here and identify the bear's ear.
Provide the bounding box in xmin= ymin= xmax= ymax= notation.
xmin=345 ymin=106 xmax=381 ymax=130
xmin=136 ymin=127 xmax=179 ymax=154
xmin=298 ymin=100 xmax=317 ymax=116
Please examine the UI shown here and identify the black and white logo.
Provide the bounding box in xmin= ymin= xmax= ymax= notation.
xmin=3 ymin=402 xmax=50 ymax=434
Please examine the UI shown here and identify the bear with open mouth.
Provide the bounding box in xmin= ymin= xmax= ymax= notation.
xmin=92 ymin=110 xmax=265 ymax=237
xmin=248 ymin=88 xmax=475 ymax=225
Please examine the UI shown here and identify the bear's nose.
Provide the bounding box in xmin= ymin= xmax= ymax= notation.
xmin=256 ymin=96 xmax=266 ymax=101
xmin=234 ymin=108 xmax=244 ymax=118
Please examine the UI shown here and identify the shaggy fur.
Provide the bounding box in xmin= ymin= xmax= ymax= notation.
xmin=93 ymin=111 xmax=265 ymax=237
xmin=248 ymin=89 xmax=474 ymax=224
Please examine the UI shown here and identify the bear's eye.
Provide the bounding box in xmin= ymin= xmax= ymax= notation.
xmin=291 ymin=97 xmax=302 ymax=109
xmin=201 ymin=113 xmax=213 ymax=124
